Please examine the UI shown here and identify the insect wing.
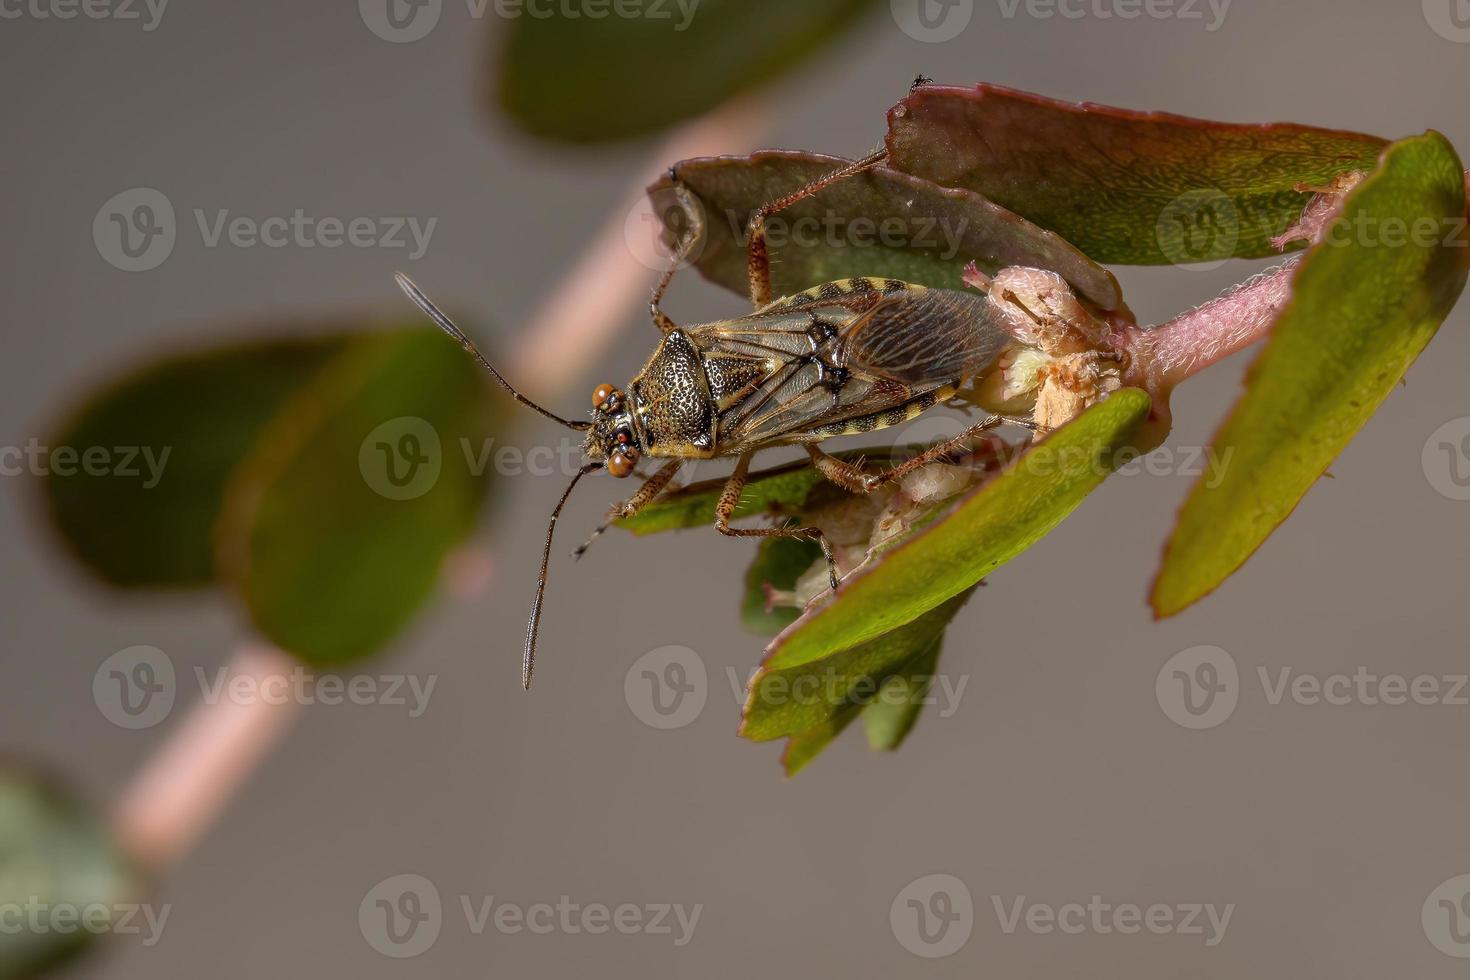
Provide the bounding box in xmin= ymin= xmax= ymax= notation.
xmin=838 ymin=287 xmax=1009 ymax=386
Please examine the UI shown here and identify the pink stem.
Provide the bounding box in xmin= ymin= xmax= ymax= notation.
xmin=508 ymin=96 xmax=769 ymax=393
xmin=1121 ymin=260 xmax=1297 ymax=392
xmin=112 ymin=644 xmax=301 ymax=871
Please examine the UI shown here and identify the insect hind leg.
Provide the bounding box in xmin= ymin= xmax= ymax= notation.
xmin=715 ymin=453 xmax=839 ymax=592
xmin=807 ymin=415 xmax=1028 ymax=495
xmin=745 ymin=147 xmax=889 ymax=309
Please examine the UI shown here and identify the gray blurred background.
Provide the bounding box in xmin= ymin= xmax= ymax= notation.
xmin=4 ymin=0 xmax=1470 ymax=976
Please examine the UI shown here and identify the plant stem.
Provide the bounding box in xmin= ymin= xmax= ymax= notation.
xmin=1121 ymin=260 xmax=1297 ymax=392
xmin=112 ymin=644 xmax=301 ymax=872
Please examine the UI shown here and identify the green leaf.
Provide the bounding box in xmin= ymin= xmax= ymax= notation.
xmin=886 ymin=84 xmax=1388 ymax=264
xmin=41 ymin=336 xmax=346 ymax=588
xmin=862 ymin=639 xmax=941 ymax=751
xmin=654 ymin=151 xmax=1127 ymax=313
xmin=217 ymin=327 xmax=500 ymax=666
xmin=497 ymin=0 xmax=879 ymax=143
xmin=743 ymin=592 xmax=969 ymax=743
xmin=1152 ymin=132 xmax=1469 ymax=617
xmin=741 ymin=536 xmax=822 ymax=636
xmin=616 ymin=448 xmax=907 ymax=536
xmin=766 ymin=389 xmax=1152 ymax=670
xmin=0 ymin=768 xmax=137 ymax=980
xmin=780 ymin=709 xmax=859 ymax=777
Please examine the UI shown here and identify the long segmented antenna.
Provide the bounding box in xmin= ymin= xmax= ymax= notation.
xmin=525 ymin=462 xmax=603 ymax=689
xmin=394 ymin=272 xmax=591 ymax=432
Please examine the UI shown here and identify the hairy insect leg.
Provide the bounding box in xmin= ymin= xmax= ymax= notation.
xmin=649 ymin=180 xmax=707 ymax=333
xmin=715 ymin=452 xmax=839 ymax=591
xmin=806 ymin=415 xmax=1032 ymax=495
xmin=573 ymin=458 xmax=683 ymax=560
xmin=745 ymin=147 xmax=890 ymax=309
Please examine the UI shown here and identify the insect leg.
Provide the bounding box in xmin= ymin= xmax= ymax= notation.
xmin=745 ymin=147 xmax=890 ymax=309
xmin=715 ymin=453 xmax=839 ymax=592
xmin=573 ymin=458 xmax=683 ymax=560
xmin=808 ymin=416 xmax=1024 ymax=495
xmin=649 ymin=180 xmax=706 ymax=334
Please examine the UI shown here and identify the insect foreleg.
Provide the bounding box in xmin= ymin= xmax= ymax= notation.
xmin=573 ymin=458 xmax=683 ymax=560
xmin=715 ymin=453 xmax=839 ymax=592
xmin=745 ymin=147 xmax=889 ymax=309
xmin=649 ymin=180 xmax=706 ymax=333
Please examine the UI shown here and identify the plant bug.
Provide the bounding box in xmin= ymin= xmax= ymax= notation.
xmin=396 ymin=145 xmax=1028 ymax=689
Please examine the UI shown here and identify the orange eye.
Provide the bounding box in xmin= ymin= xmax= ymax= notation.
xmin=607 ymin=451 xmax=636 ymax=478
xmin=592 ymin=383 xmax=617 ymax=410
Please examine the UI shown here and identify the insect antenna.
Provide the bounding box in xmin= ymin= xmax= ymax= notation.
xmin=524 ymin=461 xmax=603 ymax=689
xmin=394 ymin=272 xmax=591 ymax=432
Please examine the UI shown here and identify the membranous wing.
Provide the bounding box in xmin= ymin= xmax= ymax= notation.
xmin=685 ymin=278 xmax=1009 ymax=453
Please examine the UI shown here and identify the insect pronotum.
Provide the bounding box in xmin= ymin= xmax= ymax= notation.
xmin=396 ymin=144 xmax=1024 ymax=689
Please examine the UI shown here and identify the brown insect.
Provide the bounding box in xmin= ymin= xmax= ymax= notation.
xmin=397 ymin=146 xmax=1025 ymax=688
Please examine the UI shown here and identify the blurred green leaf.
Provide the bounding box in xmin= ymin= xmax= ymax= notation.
xmin=656 ymin=151 xmax=1127 ymax=312
xmin=741 ymin=536 xmax=822 ymax=635
xmin=886 ymin=84 xmax=1388 ymax=264
xmin=218 ymin=327 xmax=499 ymax=666
xmin=0 ymin=769 xmax=136 ymax=980
xmin=1153 ymin=132 xmax=1468 ymax=617
xmin=497 ymin=0 xmax=879 ymax=143
xmin=41 ymin=336 xmax=346 ymax=588
xmin=766 ymin=390 xmax=1152 ymax=671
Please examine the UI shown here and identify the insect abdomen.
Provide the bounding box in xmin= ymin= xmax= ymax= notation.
xmin=802 ymin=384 xmax=958 ymax=440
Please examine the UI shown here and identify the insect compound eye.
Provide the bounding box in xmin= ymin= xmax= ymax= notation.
xmin=591 ymin=383 xmax=623 ymax=412
xmin=606 ymin=451 xmax=637 ymax=479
